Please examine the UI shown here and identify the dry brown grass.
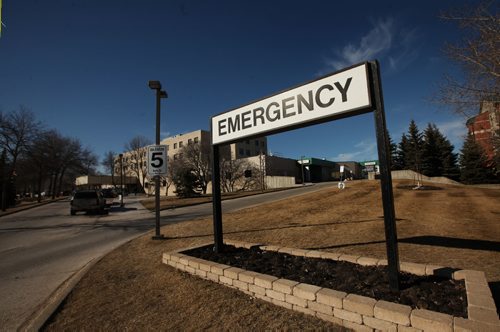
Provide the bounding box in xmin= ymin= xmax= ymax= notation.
xmin=43 ymin=180 xmax=500 ymax=331
xmin=140 ymin=187 xmax=290 ymax=211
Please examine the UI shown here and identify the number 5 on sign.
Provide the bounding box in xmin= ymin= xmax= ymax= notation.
xmin=147 ymin=145 xmax=167 ymax=176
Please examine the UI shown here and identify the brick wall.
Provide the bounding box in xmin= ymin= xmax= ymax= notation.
xmin=163 ymin=240 xmax=499 ymax=332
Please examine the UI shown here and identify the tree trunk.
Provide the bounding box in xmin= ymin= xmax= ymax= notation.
xmin=51 ymin=171 xmax=60 ymax=199
xmin=57 ymin=168 xmax=66 ymax=197
xmin=48 ymin=173 xmax=54 ymax=200
xmin=37 ymin=168 xmax=43 ymax=203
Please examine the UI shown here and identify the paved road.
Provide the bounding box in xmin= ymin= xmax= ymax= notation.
xmin=0 ymin=183 xmax=334 ymax=331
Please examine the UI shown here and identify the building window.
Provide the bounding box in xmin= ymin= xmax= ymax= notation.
xmin=179 ymin=141 xmax=183 ymax=147
xmin=174 ymin=143 xmax=177 ymax=149
xmin=246 ymin=150 xmax=251 ymax=156
xmin=239 ymin=148 xmax=244 ymax=156
xmin=188 ymin=139 xmax=193 ymax=145
xmin=174 ymin=154 xmax=178 ymax=160
xmin=194 ymin=137 xmax=199 ymax=143
xmin=246 ymin=140 xmax=250 ymax=144
xmin=255 ymin=140 xmax=259 ymax=146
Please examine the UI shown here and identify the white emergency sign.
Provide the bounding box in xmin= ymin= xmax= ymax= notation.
xmin=212 ymin=63 xmax=371 ymax=144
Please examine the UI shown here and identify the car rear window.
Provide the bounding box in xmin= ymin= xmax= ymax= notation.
xmin=74 ymin=192 xmax=98 ymax=199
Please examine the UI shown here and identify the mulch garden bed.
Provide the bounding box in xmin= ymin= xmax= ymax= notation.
xmin=184 ymin=244 xmax=467 ymax=318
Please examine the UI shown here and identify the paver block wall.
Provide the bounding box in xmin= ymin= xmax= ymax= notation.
xmin=162 ymin=240 xmax=499 ymax=332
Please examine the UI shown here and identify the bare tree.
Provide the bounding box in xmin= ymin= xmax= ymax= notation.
xmin=80 ymin=148 xmax=99 ymax=176
xmin=25 ymin=130 xmax=52 ymax=202
xmin=219 ymin=158 xmax=260 ymax=193
xmin=0 ymin=108 xmax=100 ymax=202
xmin=56 ymin=138 xmax=93 ymax=196
xmin=436 ymin=2 xmax=500 ymax=117
xmin=102 ymin=150 xmax=116 ymax=186
xmin=0 ymin=106 xmax=42 ymax=173
xmin=161 ymin=157 xmax=177 ymax=196
xmin=22 ymin=130 xmax=96 ymax=199
xmin=43 ymin=130 xmax=65 ymax=198
xmin=179 ymin=142 xmax=211 ymax=194
xmin=124 ymin=135 xmax=152 ymax=191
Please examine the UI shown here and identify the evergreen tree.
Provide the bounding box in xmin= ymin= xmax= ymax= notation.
xmin=420 ymin=123 xmax=460 ymax=179
xmin=387 ymin=131 xmax=398 ymax=170
xmin=459 ymin=134 xmax=496 ymax=184
xmin=421 ymin=124 xmax=442 ymax=177
xmin=172 ymin=163 xmax=200 ymax=198
xmin=439 ymin=134 xmax=460 ymax=180
xmin=394 ymin=134 xmax=409 ymax=170
xmin=405 ymin=120 xmax=424 ymax=173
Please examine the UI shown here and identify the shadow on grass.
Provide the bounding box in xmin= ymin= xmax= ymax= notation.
xmin=306 ymin=236 xmax=500 ymax=252
xmin=166 ymin=218 xmax=389 ymax=241
xmin=400 ymin=236 xmax=500 ymax=252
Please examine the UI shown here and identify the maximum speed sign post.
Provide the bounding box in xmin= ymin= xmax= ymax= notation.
xmin=148 ymin=145 xmax=167 ymax=240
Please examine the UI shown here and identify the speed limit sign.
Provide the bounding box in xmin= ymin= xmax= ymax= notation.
xmin=147 ymin=145 xmax=167 ymax=176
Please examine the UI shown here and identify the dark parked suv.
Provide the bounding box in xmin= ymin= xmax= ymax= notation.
xmin=70 ymin=190 xmax=106 ymax=215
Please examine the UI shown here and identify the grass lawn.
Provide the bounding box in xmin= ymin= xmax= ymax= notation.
xmin=43 ymin=180 xmax=500 ymax=331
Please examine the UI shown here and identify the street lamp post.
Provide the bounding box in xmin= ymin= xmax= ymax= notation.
xmin=119 ymin=153 xmax=124 ymax=207
xmin=149 ymin=80 xmax=167 ymax=240
xmin=300 ymin=156 xmax=305 ymax=185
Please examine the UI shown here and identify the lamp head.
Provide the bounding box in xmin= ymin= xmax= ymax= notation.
xmin=148 ymin=80 xmax=162 ymax=90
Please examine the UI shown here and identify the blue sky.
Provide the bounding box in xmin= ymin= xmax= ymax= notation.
xmin=0 ymin=0 xmax=474 ymax=168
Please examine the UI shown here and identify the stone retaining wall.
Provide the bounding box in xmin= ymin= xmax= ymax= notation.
xmin=391 ymin=170 xmax=462 ymax=186
xmin=162 ymin=240 xmax=499 ymax=332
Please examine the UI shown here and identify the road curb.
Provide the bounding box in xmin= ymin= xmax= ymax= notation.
xmin=142 ymin=184 xmax=318 ymax=212
xmin=18 ymin=257 xmax=100 ymax=332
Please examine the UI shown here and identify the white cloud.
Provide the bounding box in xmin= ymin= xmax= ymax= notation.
xmin=331 ymin=140 xmax=377 ymax=161
xmin=388 ymin=28 xmax=420 ymax=71
xmin=325 ymin=18 xmax=393 ymax=71
xmin=321 ymin=18 xmax=419 ymax=74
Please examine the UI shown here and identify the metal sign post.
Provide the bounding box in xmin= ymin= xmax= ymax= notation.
xmin=210 ymin=61 xmax=400 ymax=290
xmin=370 ymin=61 xmax=400 ymax=290
xmin=211 ymin=143 xmax=224 ymax=252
